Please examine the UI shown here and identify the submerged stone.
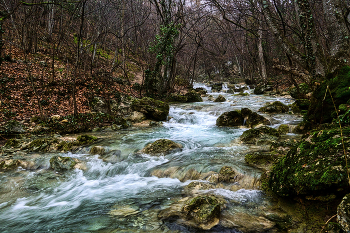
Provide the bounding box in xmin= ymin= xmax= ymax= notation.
xmin=141 ymin=139 xmax=182 ymax=156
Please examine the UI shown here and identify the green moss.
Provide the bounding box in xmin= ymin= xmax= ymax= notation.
xmin=185 ymin=90 xmax=203 ymax=102
xmin=4 ymin=139 xmax=20 ymax=148
xmin=240 ymin=126 xmax=280 ymax=144
xmin=27 ymin=138 xmax=59 ymax=152
xmin=259 ymin=101 xmax=289 ymax=113
xmin=267 ymin=127 xmax=350 ymax=196
xmin=245 ymin=152 xmax=278 ymax=166
xmin=182 ymin=195 xmax=221 ymax=224
xmin=77 ymin=134 xmax=97 ymax=144
xmin=218 ymin=166 xmax=236 ymax=182
xmin=166 ymin=94 xmax=188 ymax=103
xmin=234 ymin=92 xmax=249 ymax=96
xmin=278 ymin=124 xmax=289 ymax=134
xmin=143 ymin=139 xmax=182 ymax=155
xmin=57 ymin=135 xmax=97 ymax=152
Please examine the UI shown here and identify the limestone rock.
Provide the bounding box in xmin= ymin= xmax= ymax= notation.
xmin=49 ymin=156 xmax=77 ymax=172
xmin=216 ymin=108 xmax=269 ymax=128
xmin=141 ymin=139 xmax=182 ymax=156
xmin=89 ymin=146 xmax=106 ymax=155
xmin=218 ymin=166 xmax=236 ymax=182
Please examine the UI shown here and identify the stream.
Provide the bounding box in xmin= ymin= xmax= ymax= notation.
xmin=0 ymin=86 xmax=302 ymax=232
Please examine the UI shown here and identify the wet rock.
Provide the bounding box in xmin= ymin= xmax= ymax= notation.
xmin=214 ymin=95 xmax=226 ymax=102
xmin=57 ymin=134 xmax=98 ymax=152
xmin=185 ymin=90 xmax=203 ymax=102
xmin=149 ymin=121 xmax=162 ymax=127
xmin=216 ymin=109 xmax=270 ymax=128
xmin=194 ymin=88 xmax=207 ymax=96
xmin=254 ymin=85 xmax=273 ymax=95
xmin=89 ymin=146 xmax=106 ymax=155
xmin=240 ymin=126 xmax=280 ymax=145
xmin=338 ymin=194 xmax=350 ymax=232
xmin=278 ymin=124 xmax=289 ymax=134
xmin=218 ymin=166 xmax=236 ymax=182
xmin=131 ymin=97 xmax=170 ymax=121
xmin=182 ymin=195 xmax=222 ymax=230
xmin=0 ymin=159 xmax=22 ymax=171
xmin=245 ymin=151 xmax=278 ymax=170
xmin=166 ymin=93 xmax=188 ymax=103
xmin=183 ymin=181 xmax=216 ymax=196
xmin=128 ymin=111 xmax=146 ymax=123
xmin=141 ymin=139 xmax=182 ymax=156
xmin=208 ymin=95 xmax=214 ymax=101
xmin=99 ymin=150 xmax=121 ymax=163
xmin=267 ymin=127 xmax=350 ymax=196
xmin=49 ymin=156 xmax=77 ymax=172
xmin=259 ymin=101 xmax=289 ymax=113
xmin=24 ymin=138 xmax=60 ymax=152
xmin=109 ymin=205 xmax=140 ymax=217
xmin=221 ymin=212 xmax=275 ymax=232
xmin=216 ymin=110 xmax=244 ymax=127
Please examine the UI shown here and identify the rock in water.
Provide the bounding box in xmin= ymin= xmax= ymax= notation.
xmin=131 ymin=97 xmax=169 ymax=121
xmin=50 ymin=156 xmax=77 ymax=172
xmin=218 ymin=166 xmax=236 ymax=182
xmin=141 ymin=139 xmax=182 ymax=156
xmin=240 ymin=126 xmax=280 ymax=145
xmin=214 ymin=95 xmax=226 ymax=102
xmin=338 ymin=194 xmax=350 ymax=232
xmin=182 ymin=195 xmax=221 ymax=230
xmin=216 ymin=111 xmax=244 ymax=127
xmin=259 ymin=101 xmax=289 ymax=113
xmin=185 ymin=90 xmax=203 ymax=102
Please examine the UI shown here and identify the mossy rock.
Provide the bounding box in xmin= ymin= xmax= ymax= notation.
xmin=0 ymin=159 xmax=21 ymax=171
xmin=217 ymin=109 xmax=269 ymax=128
xmin=234 ymin=92 xmax=249 ymax=96
xmin=27 ymin=138 xmax=60 ymax=152
xmin=240 ymin=126 xmax=280 ymax=145
xmin=141 ymin=139 xmax=182 ymax=156
xmin=166 ymin=94 xmax=188 ymax=103
xmin=50 ymin=156 xmax=77 ymax=172
xmin=307 ymin=66 xmax=350 ymax=125
xmin=89 ymin=146 xmax=106 ymax=155
xmin=57 ymin=135 xmax=98 ymax=152
xmin=259 ymin=101 xmax=289 ymax=113
xmin=245 ymin=152 xmax=279 ymax=170
xmin=254 ymin=85 xmax=273 ymax=95
xmin=267 ymin=127 xmax=350 ymax=197
xmin=131 ymin=97 xmax=170 ymax=121
xmin=4 ymin=139 xmax=20 ymax=148
xmin=194 ymin=88 xmax=207 ymax=96
xmin=216 ymin=110 xmax=243 ymax=127
xmin=218 ymin=166 xmax=236 ymax=182
xmin=182 ymin=195 xmax=221 ymax=230
xmin=338 ymin=194 xmax=350 ymax=232
xmin=291 ymin=99 xmax=310 ymax=114
xmin=1 ymin=120 xmax=26 ymax=135
xmin=214 ymin=95 xmax=226 ymax=102
xmin=278 ymin=124 xmax=289 ymax=134
xmin=185 ymin=90 xmax=203 ymax=102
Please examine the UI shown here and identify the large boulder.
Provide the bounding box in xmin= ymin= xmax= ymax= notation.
xmin=141 ymin=139 xmax=182 ymax=156
xmin=338 ymin=194 xmax=350 ymax=232
xmin=49 ymin=156 xmax=77 ymax=172
xmin=266 ymin=127 xmax=350 ymax=197
xmin=131 ymin=97 xmax=169 ymax=121
xmin=259 ymin=101 xmax=289 ymax=113
xmin=166 ymin=93 xmax=188 ymax=103
xmin=216 ymin=109 xmax=270 ymax=128
xmin=216 ymin=110 xmax=243 ymax=127
xmin=185 ymin=90 xmax=203 ymax=102
xmin=240 ymin=126 xmax=280 ymax=145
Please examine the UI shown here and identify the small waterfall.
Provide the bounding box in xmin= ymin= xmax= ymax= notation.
xmin=222 ymin=82 xmax=229 ymax=92
xmin=193 ymin=82 xmax=212 ymax=93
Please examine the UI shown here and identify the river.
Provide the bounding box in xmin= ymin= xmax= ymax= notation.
xmin=0 ymin=86 xmax=301 ymax=232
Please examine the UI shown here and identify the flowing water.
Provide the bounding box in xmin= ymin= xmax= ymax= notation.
xmin=0 ymin=87 xmax=301 ymax=232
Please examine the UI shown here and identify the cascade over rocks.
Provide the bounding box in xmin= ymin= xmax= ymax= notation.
xmin=131 ymin=97 xmax=170 ymax=121
xmin=140 ymin=139 xmax=182 ymax=156
xmin=216 ymin=108 xmax=270 ymax=128
xmin=259 ymin=101 xmax=289 ymax=113
xmin=266 ymin=127 xmax=350 ymax=197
